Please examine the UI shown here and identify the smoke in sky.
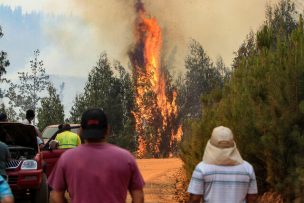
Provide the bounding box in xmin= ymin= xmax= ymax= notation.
xmin=1 ymin=0 xmax=280 ymax=72
xmin=69 ymin=0 xmax=279 ymax=70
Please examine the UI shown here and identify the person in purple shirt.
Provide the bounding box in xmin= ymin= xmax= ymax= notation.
xmin=48 ymin=108 xmax=145 ymax=203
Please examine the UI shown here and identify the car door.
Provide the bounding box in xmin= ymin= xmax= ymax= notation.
xmin=41 ymin=149 xmax=67 ymax=177
xmin=41 ymin=125 xmax=80 ymax=177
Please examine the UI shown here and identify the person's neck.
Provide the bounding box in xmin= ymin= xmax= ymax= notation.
xmin=26 ymin=118 xmax=32 ymax=124
xmin=84 ymin=139 xmax=106 ymax=144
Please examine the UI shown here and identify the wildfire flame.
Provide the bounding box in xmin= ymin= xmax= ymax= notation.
xmin=129 ymin=0 xmax=182 ymax=158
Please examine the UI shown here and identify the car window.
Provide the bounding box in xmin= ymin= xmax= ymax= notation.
xmin=71 ymin=128 xmax=80 ymax=135
xmin=42 ymin=126 xmax=80 ymax=139
xmin=42 ymin=127 xmax=58 ymax=139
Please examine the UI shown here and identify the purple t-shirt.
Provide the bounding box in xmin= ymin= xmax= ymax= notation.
xmin=48 ymin=143 xmax=145 ymax=203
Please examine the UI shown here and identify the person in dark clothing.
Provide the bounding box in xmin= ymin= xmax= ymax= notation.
xmin=22 ymin=109 xmax=44 ymax=149
xmin=0 ymin=117 xmax=13 ymax=203
xmin=0 ymin=141 xmax=10 ymax=181
xmin=22 ymin=109 xmax=35 ymax=125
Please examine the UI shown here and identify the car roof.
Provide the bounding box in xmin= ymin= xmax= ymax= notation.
xmin=45 ymin=124 xmax=80 ymax=128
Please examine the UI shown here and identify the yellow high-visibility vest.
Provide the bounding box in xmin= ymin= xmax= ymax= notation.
xmin=55 ymin=131 xmax=81 ymax=149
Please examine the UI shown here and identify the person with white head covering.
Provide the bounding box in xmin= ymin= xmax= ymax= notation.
xmin=187 ymin=126 xmax=258 ymax=203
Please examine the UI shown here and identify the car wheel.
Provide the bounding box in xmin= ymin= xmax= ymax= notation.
xmin=31 ymin=173 xmax=49 ymax=203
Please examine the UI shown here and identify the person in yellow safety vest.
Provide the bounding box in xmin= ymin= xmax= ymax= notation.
xmin=55 ymin=124 xmax=81 ymax=149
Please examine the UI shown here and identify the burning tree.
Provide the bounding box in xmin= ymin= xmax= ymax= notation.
xmin=129 ymin=0 xmax=182 ymax=158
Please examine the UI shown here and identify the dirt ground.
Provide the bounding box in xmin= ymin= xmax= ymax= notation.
xmin=127 ymin=158 xmax=183 ymax=203
xmin=21 ymin=158 xmax=184 ymax=203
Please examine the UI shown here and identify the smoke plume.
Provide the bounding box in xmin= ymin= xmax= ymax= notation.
xmin=46 ymin=0 xmax=279 ymax=70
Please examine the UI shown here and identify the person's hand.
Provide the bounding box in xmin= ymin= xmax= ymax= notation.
xmin=49 ymin=140 xmax=59 ymax=149
xmin=39 ymin=143 xmax=45 ymax=150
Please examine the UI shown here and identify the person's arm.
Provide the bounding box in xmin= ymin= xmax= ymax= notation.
xmin=48 ymin=156 xmax=67 ymax=202
xmin=50 ymin=190 xmax=68 ymax=203
xmin=246 ymin=194 xmax=258 ymax=203
xmin=0 ymin=177 xmax=14 ymax=203
xmin=188 ymin=193 xmax=202 ymax=203
xmin=36 ymin=137 xmax=44 ymax=150
xmin=76 ymin=135 xmax=81 ymax=146
xmin=247 ymin=165 xmax=258 ymax=203
xmin=130 ymin=189 xmax=144 ymax=203
xmin=1 ymin=196 xmax=14 ymax=203
xmin=34 ymin=126 xmax=42 ymax=138
xmin=128 ymin=155 xmax=145 ymax=203
xmin=49 ymin=140 xmax=59 ymax=149
xmin=187 ymin=163 xmax=204 ymax=203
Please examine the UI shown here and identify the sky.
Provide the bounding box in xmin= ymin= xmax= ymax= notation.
xmin=1 ymin=0 xmax=300 ymax=118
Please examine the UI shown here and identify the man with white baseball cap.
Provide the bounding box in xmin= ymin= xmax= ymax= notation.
xmin=187 ymin=126 xmax=258 ymax=203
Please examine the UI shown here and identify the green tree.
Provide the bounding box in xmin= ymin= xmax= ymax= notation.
xmin=6 ymin=49 xmax=49 ymax=121
xmin=232 ymin=31 xmax=256 ymax=69
xmin=37 ymin=84 xmax=64 ymax=131
xmin=112 ymin=61 xmax=136 ymax=149
xmin=69 ymin=93 xmax=86 ymax=123
xmin=0 ymin=103 xmax=17 ymax=121
xmin=181 ymin=1 xmax=304 ymax=202
xmin=215 ymin=56 xmax=231 ymax=81
xmin=178 ymin=40 xmax=230 ymax=165
xmin=0 ymin=26 xmax=10 ymax=99
xmin=177 ymin=39 xmax=227 ymax=121
xmin=69 ymin=53 xmax=135 ymax=150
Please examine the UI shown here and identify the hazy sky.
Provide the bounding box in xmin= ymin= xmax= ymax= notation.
xmin=0 ymin=0 xmax=282 ymax=71
xmin=2 ymin=0 xmax=300 ymax=116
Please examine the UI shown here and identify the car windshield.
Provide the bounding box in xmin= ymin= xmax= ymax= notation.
xmin=42 ymin=127 xmax=58 ymax=139
xmin=42 ymin=126 xmax=80 ymax=139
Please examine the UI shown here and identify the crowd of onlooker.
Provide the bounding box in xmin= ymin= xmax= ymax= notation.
xmin=0 ymin=109 xmax=258 ymax=203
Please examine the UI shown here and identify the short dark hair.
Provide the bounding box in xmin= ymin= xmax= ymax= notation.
xmin=58 ymin=124 xmax=64 ymax=130
xmin=26 ymin=109 xmax=35 ymax=119
xmin=62 ymin=124 xmax=71 ymax=131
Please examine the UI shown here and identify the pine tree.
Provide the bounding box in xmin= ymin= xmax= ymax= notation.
xmin=178 ymin=39 xmax=224 ymax=120
xmin=69 ymin=53 xmax=135 ymax=151
xmin=37 ymin=84 xmax=64 ymax=131
xmin=181 ymin=1 xmax=304 ymax=201
xmin=0 ymin=26 xmax=10 ymax=100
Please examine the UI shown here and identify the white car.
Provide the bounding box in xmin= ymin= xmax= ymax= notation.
xmin=41 ymin=124 xmax=80 ymax=144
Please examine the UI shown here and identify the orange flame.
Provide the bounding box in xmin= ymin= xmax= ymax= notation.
xmin=130 ymin=1 xmax=182 ymax=157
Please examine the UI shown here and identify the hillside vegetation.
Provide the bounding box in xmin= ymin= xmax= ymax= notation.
xmin=180 ymin=1 xmax=304 ymax=202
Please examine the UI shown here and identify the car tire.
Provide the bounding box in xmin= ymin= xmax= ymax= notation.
xmin=31 ymin=173 xmax=49 ymax=203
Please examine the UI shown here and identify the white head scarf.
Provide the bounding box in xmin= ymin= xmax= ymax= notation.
xmin=202 ymin=126 xmax=243 ymax=165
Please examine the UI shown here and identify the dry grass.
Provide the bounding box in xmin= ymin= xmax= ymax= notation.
xmin=173 ymin=168 xmax=189 ymax=203
xmin=257 ymin=192 xmax=284 ymax=203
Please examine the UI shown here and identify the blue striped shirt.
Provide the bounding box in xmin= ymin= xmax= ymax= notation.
xmin=187 ymin=161 xmax=258 ymax=203
xmin=0 ymin=175 xmax=12 ymax=199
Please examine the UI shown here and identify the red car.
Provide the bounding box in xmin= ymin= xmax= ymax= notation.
xmin=1 ymin=122 xmax=80 ymax=203
xmin=41 ymin=124 xmax=81 ymax=177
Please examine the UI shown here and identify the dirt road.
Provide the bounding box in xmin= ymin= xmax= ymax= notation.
xmin=127 ymin=158 xmax=183 ymax=203
xmin=19 ymin=158 xmax=183 ymax=203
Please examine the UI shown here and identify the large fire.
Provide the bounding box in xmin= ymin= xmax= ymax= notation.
xmin=129 ymin=0 xmax=182 ymax=158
